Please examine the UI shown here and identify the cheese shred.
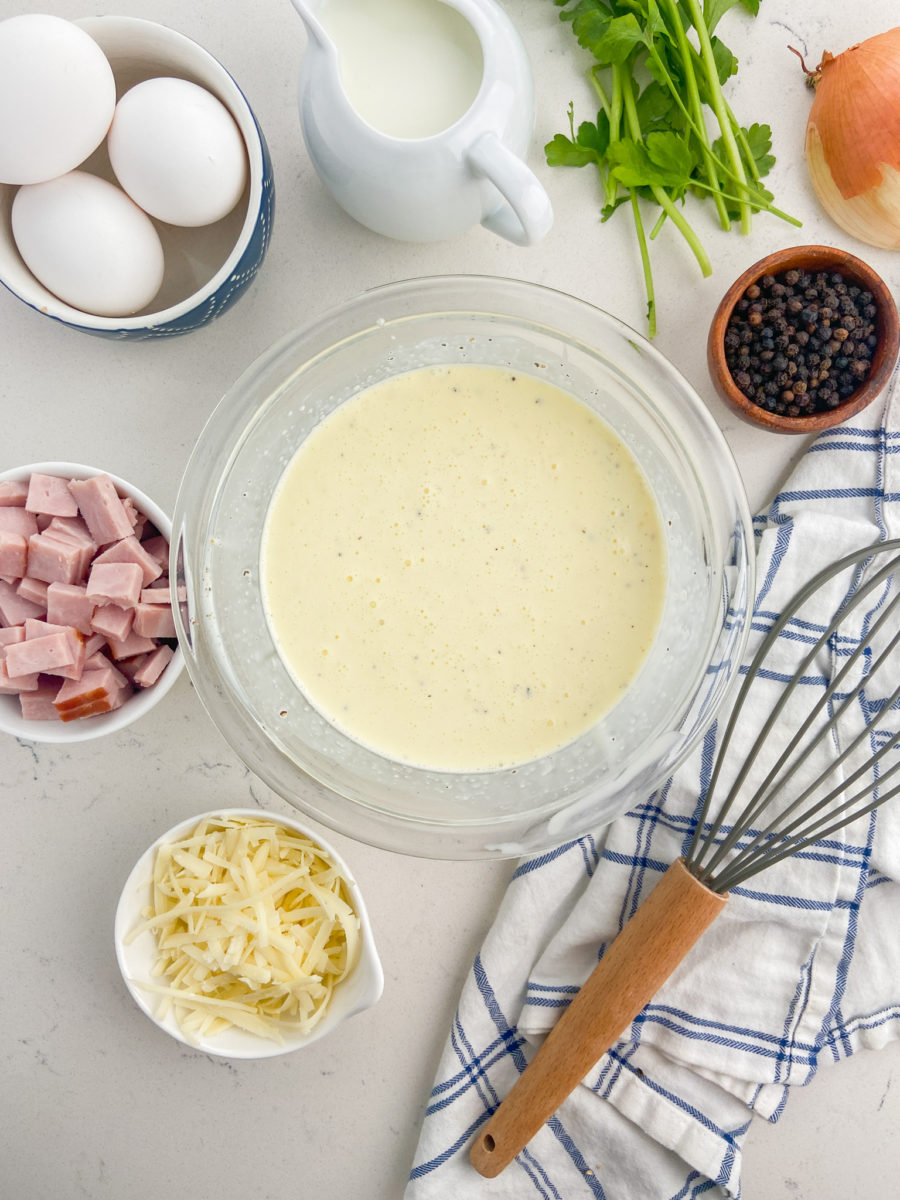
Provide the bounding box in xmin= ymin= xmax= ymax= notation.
xmin=126 ymin=816 xmax=361 ymax=1043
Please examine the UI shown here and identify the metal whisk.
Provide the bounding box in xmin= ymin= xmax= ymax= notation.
xmin=472 ymin=537 xmax=900 ymax=1178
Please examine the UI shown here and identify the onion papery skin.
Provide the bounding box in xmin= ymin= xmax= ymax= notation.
xmin=805 ymin=28 xmax=900 ymax=249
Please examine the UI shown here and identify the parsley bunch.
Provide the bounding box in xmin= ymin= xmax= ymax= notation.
xmin=546 ymin=0 xmax=799 ymax=335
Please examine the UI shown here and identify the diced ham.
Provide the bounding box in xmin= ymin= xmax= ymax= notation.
xmin=47 ymin=515 xmax=97 ymax=550
xmin=116 ymin=653 xmax=149 ymax=682
xmin=140 ymin=535 xmax=169 ymax=570
xmin=140 ymin=584 xmax=187 ymax=605
xmin=5 ymin=631 xmax=75 ymax=675
xmin=19 ymin=680 xmax=62 ymax=720
xmin=92 ymin=535 xmax=163 ymax=586
xmin=46 ymin=582 xmax=94 ymax=635
xmin=133 ymin=644 xmax=174 ymax=688
xmin=26 ymin=531 xmax=88 ymax=585
xmin=67 ymin=475 xmax=134 ymax=545
xmin=0 ymin=579 xmax=45 ymax=625
xmin=84 ymin=650 xmax=128 ymax=687
xmin=53 ymin=667 xmax=128 ymax=720
xmin=0 ymin=480 xmax=29 ymax=507
xmin=86 ymin=561 xmax=143 ymax=608
xmin=17 ymin=577 xmax=48 ymax=607
xmin=3 ymin=471 xmax=177 ymax=723
xmin=26 ymin=473 xmax=79 ymax=518
xmin=0 ymin=507 xmax=38 ymax=537
xmin=82 ymin=632 xmax=106 ymax=657
xmin=105 ymin=628 xmax=157 ymax=660
xmin=0 ymin=531 xmax=27 ymax=578
xmin=90 ymin=603 xmax=134 ymax=642
xmin=132 ymin=601 xmax=176 ymax=639
xmin=0 ymin=659 xmax=39 ymax=692
xmin=21 ymin=619 xmax=85 ymax=680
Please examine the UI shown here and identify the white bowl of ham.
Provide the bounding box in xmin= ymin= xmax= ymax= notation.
xmin=0 ymin=461 xmax=183 ymax=742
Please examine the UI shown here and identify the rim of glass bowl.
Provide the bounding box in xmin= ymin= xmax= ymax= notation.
xmin=173 ymin=275 xmax=754 ymax=859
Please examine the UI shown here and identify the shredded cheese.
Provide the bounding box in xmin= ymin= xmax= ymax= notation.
xmin=126 ymin=816 xmax=361 ymax=1043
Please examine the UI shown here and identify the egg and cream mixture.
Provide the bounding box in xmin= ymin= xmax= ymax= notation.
xmin=262 ymin=365 xmax=666 ymax=771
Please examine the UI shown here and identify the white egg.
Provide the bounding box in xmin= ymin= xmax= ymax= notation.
xmin=12 ymin=171 xmax=166 ymax=317
xmin=108 ymin=77 xmax=248 ymax=227
xmin=0 ymin=14 xmax=116 ymax=186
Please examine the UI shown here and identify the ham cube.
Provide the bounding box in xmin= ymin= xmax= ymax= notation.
xmin=53 ymin=667 xmax=127 ymax=720
xmin=17 ymin=577 xmax=49 ymax=607
xmin=105 ymin=628 xmax=156 ymax=660
xmin=21 ymin=620 xmax=85 ymax=680
xmin=86 ymin=561 xmax=143 ymax=608
xmin=46 ymin=582 xmax=94 ymax=635
xmin=140 ymin=535 xmax=169 ymax=571
xmin=47 ymin=515 xmax=97 ymax=549
xmin=26 ymin=473 xmax=79 ymax=518
xmin=140 ymin=584 xmax=186 ymax=605
xmin=26 ymin=531 xmax=87 ymax=585
xmin=0 ymin=626 xmax=26 ymax=648
xmin=93 ymin=535 xmax=163 ymax=586
xmin=19 ymin=680 xmax=62 ymax=720
xmin=5 ymin=631 xmax=75 ymax=675
xmin=0 ymin=659 xmax=39 ymax=692
xmin=67 ymin=475 xmax=134 ymax=545
xmin=90 ymin=603 xmax=134 ymax=642
xmin=84 ymin=650 xmax=128 ymax=688
xmin=0 ymin=579 xmax=45 ymax=625
xmin=0 ymin=531 xmax=27 ymax=578
xmin=0 ymin=480 xmax=29 ymax=507
xmin=133 ymin=644 xmax=174 ymax=687
xmin=82 ymin=632 xmax=106 ymax=657
xmin=0 ymin=507 xmax=38 ymax=538
xmin=132 ymin=601 xmax=176 ymax=639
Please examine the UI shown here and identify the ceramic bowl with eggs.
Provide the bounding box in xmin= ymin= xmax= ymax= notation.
xmin=0 ymin=14 xmax=273 ymax=339
xmin=0 ymin=461 xmax=183 ymax=743
xmin=114 ymin=807 xmax=384 ymax=1058
xmin=172 ymin=276 xmax=755 ymax=860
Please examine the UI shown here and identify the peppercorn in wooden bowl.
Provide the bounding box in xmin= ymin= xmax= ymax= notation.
xmin=707 ymin=245 xmax=899 ymax=433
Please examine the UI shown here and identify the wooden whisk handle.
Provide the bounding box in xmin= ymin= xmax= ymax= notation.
xmin=469 ymin=857 xmax=728 ymax=1178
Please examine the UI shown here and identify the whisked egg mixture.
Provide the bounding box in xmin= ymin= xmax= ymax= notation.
xmin=262 ymin=365 xmax=666 ymax=770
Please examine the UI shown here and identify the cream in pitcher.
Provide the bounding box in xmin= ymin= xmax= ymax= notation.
xmin=318 ymin=0 xmax=484 ymax=139
xmin=289 ymin=0 xmax=553 ymax=243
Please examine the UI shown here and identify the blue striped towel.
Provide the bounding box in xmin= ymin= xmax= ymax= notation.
xmin=407 ymin=375 xmax=900 ymax=1199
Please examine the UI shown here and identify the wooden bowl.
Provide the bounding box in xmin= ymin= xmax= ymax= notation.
xmin=707 ymin=245 xmax=899 ymax=433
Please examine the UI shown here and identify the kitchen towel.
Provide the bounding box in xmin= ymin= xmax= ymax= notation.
xmin=406 ymin=373 xmax=900 ymax=1199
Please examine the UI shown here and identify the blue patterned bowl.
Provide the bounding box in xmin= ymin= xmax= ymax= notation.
xmin=0 ymin=16 xmax=273 ymax=339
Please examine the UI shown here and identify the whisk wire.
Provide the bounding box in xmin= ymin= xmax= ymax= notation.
xmin=687 ymin=539 xmax=900 ymax=887
xmin=696 ymin=606 xmax=900 ymax=883
xmin=712 ymin=713 xmax=900 ymax=892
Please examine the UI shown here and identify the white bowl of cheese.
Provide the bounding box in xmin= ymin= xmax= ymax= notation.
xmin=114 ymin=808 xmax=383 ymax=1057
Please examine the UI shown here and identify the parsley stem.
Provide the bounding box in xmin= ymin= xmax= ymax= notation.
xmin=657 ymin=0 xmax=731 ymax=232
xmin=683 ymin=0 xmax=751 ymax=233
xmin=689 ymin=178 xmax=803 ymax=227
xmin=620 ymin=66 xmax=712 ymax=278
xmin=629 ymin=190 xmax=656 ymax=339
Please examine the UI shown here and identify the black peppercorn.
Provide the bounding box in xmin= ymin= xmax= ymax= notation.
xmin=724 ymin=267 xmax=878 ymax=417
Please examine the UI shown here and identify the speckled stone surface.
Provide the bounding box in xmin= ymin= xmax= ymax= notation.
xmin=1 ymin=2 xmax=898 ymax=1198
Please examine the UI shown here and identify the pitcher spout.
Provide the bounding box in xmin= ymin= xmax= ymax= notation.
xmin=287 ymin=0 xmax=329 ymax=46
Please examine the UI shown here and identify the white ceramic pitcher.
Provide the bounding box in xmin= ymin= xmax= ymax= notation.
xmin=290 ymin=0 xmax=553 ymax=245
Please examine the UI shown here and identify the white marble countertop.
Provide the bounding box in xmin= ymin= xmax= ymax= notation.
xmin=2 ymin=1 xmax=899 ymax=1197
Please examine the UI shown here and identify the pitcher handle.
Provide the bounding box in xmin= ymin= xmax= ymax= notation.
xmin=466 ymin=132 xmax=553 ymax=247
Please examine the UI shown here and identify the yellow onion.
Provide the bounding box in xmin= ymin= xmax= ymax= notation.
xmin=802 ymin=27 xmax=900 ymax=249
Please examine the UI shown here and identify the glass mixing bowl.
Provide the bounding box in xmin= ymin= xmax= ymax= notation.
xmin=173 ymin=276 xmax=754 ymax=859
